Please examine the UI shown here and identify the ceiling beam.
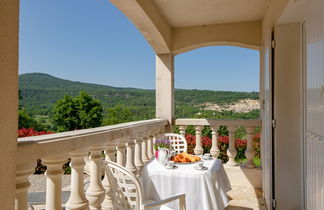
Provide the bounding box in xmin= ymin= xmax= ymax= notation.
xmin=109 ymin=0 xmax=172 ymax=54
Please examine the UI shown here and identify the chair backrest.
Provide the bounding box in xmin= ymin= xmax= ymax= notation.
xmin=158 ymin=133 xmax=187 ymax=153
xmin=105 ymin=160 xmax=143 ymax=210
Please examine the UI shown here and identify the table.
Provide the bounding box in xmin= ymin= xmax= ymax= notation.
xmin=141 ymin=158 xmax=231 ymax=210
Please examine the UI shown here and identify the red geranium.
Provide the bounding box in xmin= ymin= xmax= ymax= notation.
xmin=18 ymin=128 xmax=53 ymax=138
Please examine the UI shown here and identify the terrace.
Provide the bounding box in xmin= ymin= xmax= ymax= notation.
xmin=17 ymin=118 xmax=264 ymax=210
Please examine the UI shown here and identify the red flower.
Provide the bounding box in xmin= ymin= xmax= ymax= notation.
xmin=218 ymin=135 xmax=229 ymax=144
xmin=18 ymin=128 xmax=54 ymax=138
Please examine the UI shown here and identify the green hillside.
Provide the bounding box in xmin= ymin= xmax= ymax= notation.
xmin=19 ymin=73 xmax=259 ymax=120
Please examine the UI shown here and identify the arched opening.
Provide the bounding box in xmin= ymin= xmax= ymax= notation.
xmin=174 ymin=46 xmax=260 ymax=120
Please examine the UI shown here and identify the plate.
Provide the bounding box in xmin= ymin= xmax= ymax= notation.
xmin=202 ymin=156 xmax=214 ymax=160
xmin=193 ymin=166 xmax=208 ymax=171
xmin=174 ymin=160 xmax=202 ymax=165
xmin=165 ymin=165 xmax=178 ymax=169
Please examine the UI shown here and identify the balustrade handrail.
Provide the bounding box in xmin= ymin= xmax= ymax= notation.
xmin=17 ymin=118 xmax=168 ymax=165
xmin=175 ymin=118 xmax=262 ymax=127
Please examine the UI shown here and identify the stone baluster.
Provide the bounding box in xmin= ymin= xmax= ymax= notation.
xmin=116 ymin=144 xmax=126 ymax=166
xmin=226 ymin=126 xmax=238 ymax=166
xmin=125 ymin=141 xmax=137 ymax=174
xmin=179 ymin=125 xmax=186 ymax=137
xmin=15 ymin=163 xmax=35 ymax=210
xmin=86 ymin=146 xmax=105 ymax=210
xmin=194 ymin=126 xmax=204 ymax=155
xmin=66 ymin=150 xmax=89 ymax=210
xmin=210 ymin=126 xmax=220 ymax=158
xmin=147 ymin=134 xmax=154 ymax=159
xmin=142 ymin=136 xmax=150 ymax=163
xmin=134 ymin=137 xmax=144 ymax=176
xmin=152 ymin=131 xmax=159 ymax=153
xmin=43 ymin=154 xmax=68 ymax=210
xmin=102 ymin=145 xmax=116 ymax=210
xmin=245 ymin=127 xmax=256 ymax=168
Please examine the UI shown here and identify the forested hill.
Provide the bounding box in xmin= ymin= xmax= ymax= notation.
xmin=19 ymin=73 xmax=259 ymax=118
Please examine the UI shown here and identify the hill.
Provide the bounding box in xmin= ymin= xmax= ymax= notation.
xmin=19 ymin=73 xmax=259 ymax=119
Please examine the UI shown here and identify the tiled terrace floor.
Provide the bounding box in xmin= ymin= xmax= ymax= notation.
xmin=226 ymin=187 xmax=267 ymax=210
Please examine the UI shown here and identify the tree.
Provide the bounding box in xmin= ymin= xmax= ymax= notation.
xmin=18 ymin=109 xmax=45 ymax=131
xmin=103 ymin=104 xmax=132 ymax=125
xmin=53 ymin=91 xmax=103 ymax=131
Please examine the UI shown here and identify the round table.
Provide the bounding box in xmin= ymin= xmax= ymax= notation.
xmin=141 ymin=158 xmax=231 ymax=210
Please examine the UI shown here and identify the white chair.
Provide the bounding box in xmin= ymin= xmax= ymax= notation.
xmin=158 ymin=133 xmax=187 ymax=154
xmin=105 ymin=160 xmax=186 ymax=210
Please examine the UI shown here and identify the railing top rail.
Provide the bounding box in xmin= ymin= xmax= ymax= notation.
xmin=175 ymin=118 xmax=262 ymax=127
xmin=17 ymin=119 xmax=168 ymax=165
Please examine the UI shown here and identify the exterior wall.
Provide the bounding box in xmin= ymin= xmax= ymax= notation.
xmin=0 ymin=0 xmax=19 ymax=209
xmin=274 ymin=23 xmax=303 ymax=210
xmin=305 ymin=0 xmax=324 ymax=208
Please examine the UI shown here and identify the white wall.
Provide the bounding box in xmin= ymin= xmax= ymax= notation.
xmin=305 ymin=0 xmax=324 ymax=208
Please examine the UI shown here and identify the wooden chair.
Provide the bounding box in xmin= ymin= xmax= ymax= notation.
xmin=105 ymin=160 xmax=186 ymax=210
xmin=158 ymin=133 xmax=187 ymax=154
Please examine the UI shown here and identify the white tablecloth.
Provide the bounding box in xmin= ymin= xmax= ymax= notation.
xmin=141 ymin=158 xmax=231 ymax=210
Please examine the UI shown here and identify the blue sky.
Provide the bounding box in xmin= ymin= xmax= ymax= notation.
xmin=19 ymin=0 xmax=259 ymax=92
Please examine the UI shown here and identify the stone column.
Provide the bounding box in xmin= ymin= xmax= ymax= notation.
xmin=65 ymin=150 xmax=89 ymax=210
xmin=86 ymin=146 xmax=105 ymax=210
xmin=147 ymin=134 xmax=154 ymax=159
xmin=179 ymin=125 xmax=186 ymax=137
xmin=156 ymin=53 xmax=174 ymax=132
xmin=141 ymin=136 xmax=150 ymax=163
xmin=245 ymin=127 xmax=256 ymax=168
xmin=125 ymin=142 xmax=137 ymax=174
xmin=134 ymin=138 xmax=144 ymax=176
xmin=102 ymin=145 xmax=116 ymax=210
xmin=226 ymin=126 xmax=238 ymax=167
xmin=15 ymin=163 xmax=35 ymax=210
xmin=210 ymin=126 xmax=220 ymax=158
xmin=0 ymin=0 xmax=19 ymax=208
xmin=116 ymin=144 xmax=126 ymax=166
xmin=43 ymin=154 xmax=68 ymax=210
xmin=194 ymin=126 xmax=204 ymax=155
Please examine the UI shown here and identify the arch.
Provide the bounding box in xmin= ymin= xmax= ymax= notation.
xmin=173 ymin=41 xmax=260 ymax=55
xmin=172 ymin=21 xmax=262 ymax=55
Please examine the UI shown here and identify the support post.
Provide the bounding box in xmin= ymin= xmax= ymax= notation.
xmin=210 ymin=126 xmax=220 ymax=158
xmin=116 ymin=144 xmax=126 ymax=166
xmin=156 ymin=53 xmax=174 ymax=131
xmin=86 ymin=146 xmax=105 ymax=210
xmin=15 ymin=163 xmax=35 ymax=210
xmin=245 ymin=127 xmax=256 ymax=168
xmin=226 ymin=126 xmax=238 ymax=166
xmin=43 ymin=154 xmax=68 ymax=210
xmin=102 ymin=145 xmax=116 ymax=210
xmin=0 ymin=0 xmax=19 ymax=208
xmin=179 ymin=125 xmax=186 ymax=137
xmin=66 ymin=151 xmax=89 ymax=210
xmin=194 ymin=126 xmax=204 ymax=155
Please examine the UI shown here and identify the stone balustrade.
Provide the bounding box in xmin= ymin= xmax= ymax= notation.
xmin=175 ymin=119 xmax=262 ymax=168
xmin=16 ymin=119 xmax=167 ymax=210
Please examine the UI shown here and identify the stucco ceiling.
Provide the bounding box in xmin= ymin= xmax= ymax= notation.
xmin=152 ymin=0 xmax=266 ymax=27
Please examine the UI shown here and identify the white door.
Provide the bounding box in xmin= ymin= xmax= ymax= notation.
xmin=261 ymin=30 xmax=274 ymax=210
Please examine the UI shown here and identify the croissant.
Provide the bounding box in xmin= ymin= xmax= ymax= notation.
xmin=171 ymin=152 xmax=201 ymax=163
